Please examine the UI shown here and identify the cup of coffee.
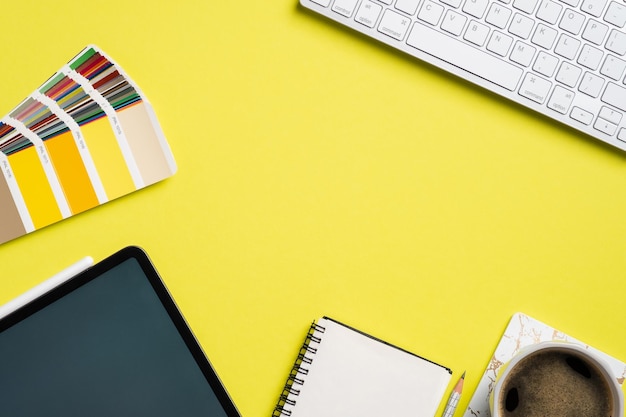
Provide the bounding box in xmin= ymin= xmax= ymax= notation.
xmin=490 ymin=341 xmax=624 ymax=417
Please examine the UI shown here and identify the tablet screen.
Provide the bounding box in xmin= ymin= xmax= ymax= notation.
xmin=0 ymin=247 xmax=240 ymax=417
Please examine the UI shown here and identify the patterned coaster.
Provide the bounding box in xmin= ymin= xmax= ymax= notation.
xmin=463 ymin=312 xmax=626 ymax=417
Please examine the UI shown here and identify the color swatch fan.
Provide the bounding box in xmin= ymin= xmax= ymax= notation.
xmin=0 ymin=45 xmax=176 ymax=245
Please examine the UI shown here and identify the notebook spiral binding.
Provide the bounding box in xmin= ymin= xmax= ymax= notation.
xmin=272 ymin=321 xmax=326 ymax=417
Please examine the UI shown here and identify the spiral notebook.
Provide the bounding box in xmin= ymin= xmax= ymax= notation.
xmin=273 ymin=317 xmax=453 ymax=417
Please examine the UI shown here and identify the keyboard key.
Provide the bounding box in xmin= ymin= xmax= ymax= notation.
xmin=577 ymin=44 xmax=604 ymax=69
xmin=533 ymin=50 xmax=560 ymax=76
xmin=332 ymin=0 xmax=359 ymax=17
xmin=618 ymin=128 xmax=626 ymax=142
xmin=582 ymin=19 xmax=609 ymax=43
xmin=519 ymin=73 xmax=552 ymax=103
xmin=537 ymin=0 xmax=564 ymax=24
xmin=599 ymin=106 xmax=623 ymax=124
xmin=406 ymin=22 xmax=524 ymax=90
xmin=395 ymin=0 xmax=421 ymax=15
xmin=559 ymin=9 xmax=586 ymax=34
xmin=513 ymin=0 xmax=540 ymax=13
xmin=441 ymin=10 xmax=468 ymax=35
xmin=531 ymin=23 xmax=558 ymax=48
xmin=594 ymin=117 xmax=617 ymax=135
xmin=600 ymin=55 xmax=626 ymax=80
xmin=462 ymin=0 xmax=490 ymax=18
xmin=579 ymin=71 xmax=605 ymax=96
xmin=601 ymin=82 xmax=626 ymax=111
xmin=581 ymin=0 xmax=609 ymax=17
xmin=417 ymin=0 xmax=445 ymax=25
xmin=555 ymin=61 xmax=582 ymax=86
xmin=510 ymin=40 xmax=537 ymax=66
xmin=604 ymin=2 xmax=626 ymax=27
xmin=487 ymin=31 xmax=514 ymax=55
xmin=464 ymin=20 xmax=491 ymax=45
xmin=486 ymin=3 xmax=512 ymax=28
xmin=355 ymin=1 xmax=383 ymax=27
xmin=554 ymin=33 xmax=581 ymax=59
xmin=378 ymin=9 xmax=412 ymax=39
xmin=606 ymin=30 xmax=626 ymax=55
xmin=509 ymin=13 xmax=536 ymax=38
xmin=570 ymin=106 xmax=594 ymax=124
xmin=548 ymin=85 xmax=575 ymax=113
xmin=485 ymin=3 xmax=511 ymax=29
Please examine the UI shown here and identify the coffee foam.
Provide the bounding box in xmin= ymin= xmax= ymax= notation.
xmin=499 ymin=349 xmax=613 ymax=417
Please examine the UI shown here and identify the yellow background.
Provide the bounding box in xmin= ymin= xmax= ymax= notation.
xmin=1 ymin=1 xmax=625 ymax=415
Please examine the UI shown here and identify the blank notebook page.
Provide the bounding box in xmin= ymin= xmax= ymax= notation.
xmin=289 ymin=317 xmax=452 ymax=417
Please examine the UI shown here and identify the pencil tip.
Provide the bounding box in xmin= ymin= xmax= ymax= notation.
xmin=461 ymin=371 xmax=466 ymax=379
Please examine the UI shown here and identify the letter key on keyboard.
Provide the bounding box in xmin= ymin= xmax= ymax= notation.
xmin=300 ymin=0 xmax=626 ymax=152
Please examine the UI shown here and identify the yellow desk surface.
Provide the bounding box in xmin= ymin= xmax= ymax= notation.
xmin=1 ymin=1 xmax=625 ymax=416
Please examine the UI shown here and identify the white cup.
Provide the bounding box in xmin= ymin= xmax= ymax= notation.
xmin=490 ymin=341 xmax=624 ymax=417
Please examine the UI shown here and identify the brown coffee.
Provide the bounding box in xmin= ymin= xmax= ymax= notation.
xmin=498 ymin=348 xmax=614 ymax=417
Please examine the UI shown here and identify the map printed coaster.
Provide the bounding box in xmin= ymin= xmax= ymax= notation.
xmin=463 ymin=312 xmax=626 ymax=417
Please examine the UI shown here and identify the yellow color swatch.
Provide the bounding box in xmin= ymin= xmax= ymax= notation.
xmin=45 ymin=131 xmax=99 ymax=214
xmin=8 ymin=147 xmax=62 ymax=229
xmin=79 ymin=117 xmax=135 ymax=200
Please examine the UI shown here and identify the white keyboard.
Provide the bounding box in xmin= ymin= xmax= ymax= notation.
xmin=301 ymin=0 xmax=626 ymax=151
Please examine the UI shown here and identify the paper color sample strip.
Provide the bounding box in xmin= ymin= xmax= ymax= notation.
xmin=0 ymin=45 xmax=176 ymax=245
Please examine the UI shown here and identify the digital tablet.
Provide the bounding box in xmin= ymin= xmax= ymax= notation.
xmin=0 ymin=246 xmax=241 ymax=417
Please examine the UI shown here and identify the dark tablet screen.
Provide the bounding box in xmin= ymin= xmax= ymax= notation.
xmin=0 ymin=246 xmax=240 ymax=417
